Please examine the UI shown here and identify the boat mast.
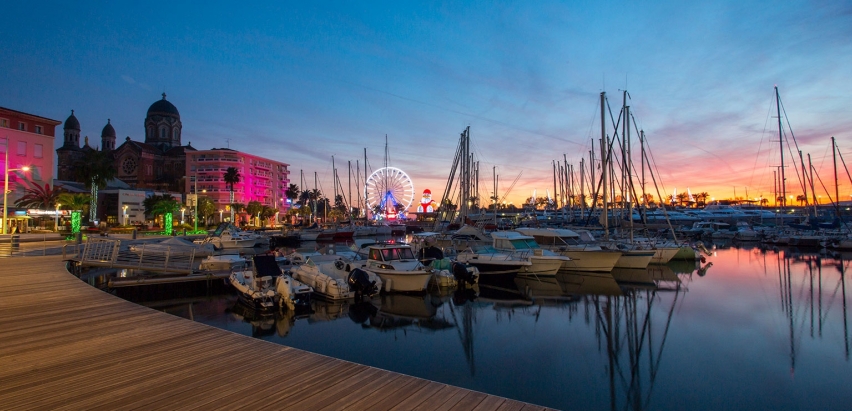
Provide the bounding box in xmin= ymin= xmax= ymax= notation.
xmin=808 ymin=154 xmax=817 ymax=217
xmin=833 ymin=136 xmax=840 ymax=216
xmin=776 ymin=86 xmax=786 ymax=210
xmin=600 ymin=91 xmax=609 ymax=239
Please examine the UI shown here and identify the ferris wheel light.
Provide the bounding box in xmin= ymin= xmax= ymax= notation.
xmin=364 ymin=166 xmax=415 ymax=219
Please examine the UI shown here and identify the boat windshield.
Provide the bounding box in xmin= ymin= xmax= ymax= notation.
xmin=373 ymin=247 xmax=416 ymax=261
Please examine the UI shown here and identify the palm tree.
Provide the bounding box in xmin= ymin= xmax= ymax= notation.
xmin=143 ymin=194 xmax=181 ymax=224
xmin=15 ymin=182 xmax=62 ymax=209
xmin=676 ymin=192 xmax=690 ymax=206
xmin=223 ymin=167 xmax=241 ymax=221
xmin=285 ymin=184 xmax=300 ymax=205
xmin=796 ymin=194 xmax=807 ymax=206
xmin=197 ymin=196 xmax=216 ymax=226
xmin=261 ymin=206 xmax=278 ymax=227
xmin=56 ymin=193 xmax=91 ymax=225
xmin=73 ymin=149 xmax=117 ymax=222
xmin=229 ymin=202 xmax=245 ymax=224
xmin=246 ymin=201 xmax=264 ymax=226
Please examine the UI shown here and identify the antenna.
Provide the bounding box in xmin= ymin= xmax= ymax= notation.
xmin=225 ymin=138 xmax=231 ymax=149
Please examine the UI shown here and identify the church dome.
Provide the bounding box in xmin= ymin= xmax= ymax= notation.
xmin=64 ymin=110 xmax=80 ymax=130
xmin=147 ymin=93 xmax=180 ymax=118
xmin=101 ymin=119 xmax=116 ymax=137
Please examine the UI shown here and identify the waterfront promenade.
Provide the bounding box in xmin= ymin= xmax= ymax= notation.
xmin=0 ymin=256 xmax=550 ymax=410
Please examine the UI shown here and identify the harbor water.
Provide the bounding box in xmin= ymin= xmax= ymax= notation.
xmin=111 ymin=244 xmax=852 ymax=410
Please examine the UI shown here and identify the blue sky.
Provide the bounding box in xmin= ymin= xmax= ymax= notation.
xmin=2 ymin=1 xmax=851 ymax=206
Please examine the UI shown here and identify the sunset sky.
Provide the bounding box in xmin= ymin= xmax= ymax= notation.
xmin=2 ymin=1 xmax=850 ymax=207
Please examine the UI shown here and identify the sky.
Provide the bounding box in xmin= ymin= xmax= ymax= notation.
xmin=2 ymin=1 xmax=851 ymax=208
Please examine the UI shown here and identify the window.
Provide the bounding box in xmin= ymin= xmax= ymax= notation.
xmin=34 ymin=144 xmax=43 ymax=158
xmin=160 ymin=127 xmax=167 ymax=139
xmin=146 ymin=165 xmax=152 ymax=176
xmin=34 ymin=125 xmax=43 ymax=134
xmin=18 ymin=122 xmax=26 ymax=131
xmin=0 ymin=119 xmax=8 ymax=127
xmin=17 ymin=141 xmax=26 ymax=156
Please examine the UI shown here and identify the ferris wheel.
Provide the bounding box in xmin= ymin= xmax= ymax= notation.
xmin=364 ymin=167 xmax=415 ymax=216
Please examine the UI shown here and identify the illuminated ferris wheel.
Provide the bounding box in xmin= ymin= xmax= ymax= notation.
xmin=364 ymin=167 xmax=415 ymax=217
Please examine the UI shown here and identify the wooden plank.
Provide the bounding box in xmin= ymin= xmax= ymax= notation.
xmin=0 ymin=256 xmax=548 ymax=411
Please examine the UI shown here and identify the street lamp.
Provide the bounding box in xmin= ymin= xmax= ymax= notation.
xmin=3 ymin=138 xmax=29 ymax=234
xmin=122 ymin=205 xmax=128 ymax=226
xmin=180 ymin=207 xmax=186 ymax=224
xmin=219 ymin=209 xmax=223 ymax=223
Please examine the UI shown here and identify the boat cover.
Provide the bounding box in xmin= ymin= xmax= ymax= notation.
xmin=253 ymin=254 xmax=282 ymax=277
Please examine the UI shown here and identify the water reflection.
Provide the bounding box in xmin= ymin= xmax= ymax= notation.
xmin=109 ymin=247 xmax=852 ymax=410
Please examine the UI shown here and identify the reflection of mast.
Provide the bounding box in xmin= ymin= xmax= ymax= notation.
xmin=594 ymin=282 xmax=683 ymax=411
xmin=448 ymin=299 xmax=476 ymax=376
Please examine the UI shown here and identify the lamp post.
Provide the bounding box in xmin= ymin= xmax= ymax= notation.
xmin=55 ymin=203 xmax=61 ymax=232
xmin=3 ymin=138 xmax=29 ymax=234
xmin=122 ymin=205 xmax=128 ymax=226
xmin=219 ymin=209 xmax=223 ymax=223
xmin=180 ymin=207 xmax=186 ymax=224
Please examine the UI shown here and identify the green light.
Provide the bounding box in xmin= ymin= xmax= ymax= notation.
xmin=71 ymin=212 xmax=81 ymax=234
xmin=164 ymin=213 xmax=173 ymax=235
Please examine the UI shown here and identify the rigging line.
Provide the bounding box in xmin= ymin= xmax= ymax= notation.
xmin=751 ymin=94 xmax=779 ymax=191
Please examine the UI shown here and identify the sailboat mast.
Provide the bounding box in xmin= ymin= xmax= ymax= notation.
xmin=776 ymin=86 xmax=786 ymax=210
xmin=808 ymin=154 xmax=817 ymax=216
xmin=600 ymin=91 xmax=609 ymax=239
xmin=833 ymin=136 xmax=840 ymax=215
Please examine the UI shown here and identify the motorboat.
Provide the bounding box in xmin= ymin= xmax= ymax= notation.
xmin=489 ymin=231 xmax=570 ymax=275
xmin=229 ymin=254 xmax=312 ymax=310
xmin=514 ymin=227 xmax=622 ymax=272
xmin=198 ymin=223 xmax=259 ymax=249
xmin=455 ymin=245 xmax=532 ymax=277
xmin=199 ymin=254 xmax=248 ymax=271
xmin=129 ymin=237 xmax=216 ymax=257
xmin=290 ymin=254 xmax=381 ymax=300
xmin=362 ymin=244 xmax=433 ymax=293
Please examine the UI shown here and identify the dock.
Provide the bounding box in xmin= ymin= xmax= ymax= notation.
xmin=0 ymin=256 xmax=551 ymax=410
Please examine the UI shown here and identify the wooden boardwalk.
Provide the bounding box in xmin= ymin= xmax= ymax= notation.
xmin=0 ymin=256 xmax=553 ymax=410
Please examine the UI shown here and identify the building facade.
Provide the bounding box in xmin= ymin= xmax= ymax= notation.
xmin=56 ymin=94 xmax=195 ymax=192
xmin=0 ymin=107 xmax=61 ymax=231
xmin=186 ymin=148 xmax=290 ymax=223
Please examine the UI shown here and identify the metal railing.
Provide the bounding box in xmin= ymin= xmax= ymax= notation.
xmin=70 ymin=238 xmax=196 ymax=274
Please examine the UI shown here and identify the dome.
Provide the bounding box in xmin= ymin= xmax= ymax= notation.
xmin=101 ymin=119 xmax=116 ymax=137
xmin=64 ymin=110 xmax=80 ymax=130
xmin=147 ymin=93 xmax=180 ymax=117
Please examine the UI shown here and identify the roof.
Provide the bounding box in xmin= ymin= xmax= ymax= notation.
xmin=101 ymin=119 xmax=116 ymax=137
xmin=0 ymin=106 xmax=62 ymax=125
xmin=147 ymin=93 xmax=180 ymax=118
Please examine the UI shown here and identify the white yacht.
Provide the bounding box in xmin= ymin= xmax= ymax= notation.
xmin=362 ymin=244 xmax=433 ymax=293
xmin=489 ymin=231 xmax=570 ymax=275
xmin=290 ymin=254 xmax=381 ymax=300
xmin=514 ymin=227 xmax=621 ymax=272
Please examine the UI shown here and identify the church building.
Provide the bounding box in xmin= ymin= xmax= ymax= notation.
xmin=56 ymin=94 xmax=195 ymax=192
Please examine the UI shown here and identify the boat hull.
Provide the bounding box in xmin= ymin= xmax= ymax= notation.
xmin=371 ymin=270 xmax=432 ymax=293
xmin=557 ymin=250 xmax=622 ymax=272
xmin=613 ymin=251 xmax=654 ymax=269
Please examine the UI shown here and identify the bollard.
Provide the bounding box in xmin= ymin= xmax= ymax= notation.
xmin=75 ymin=232 xmax=82 ymax=245
xmin=132 ymin=229 xmax=137 ymax=240
xmin=11 ymin=234 xmax=20 ymax=252
xmin=183 ymin=229 xmax=187 ymax=236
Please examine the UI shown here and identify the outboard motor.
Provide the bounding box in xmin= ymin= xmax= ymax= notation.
xmin=347 ymin=268 xmax=377 ymax=298
xmin=451 ymin=261 xmax=477 ymax=285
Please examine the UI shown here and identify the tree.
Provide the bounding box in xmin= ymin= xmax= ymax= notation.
xmin=796 ymin=194 xmax=807 ymax=206
xmin=229 ymin=202 xmax=245 ymax=223
xmin=197 ymin=196 xmax=216 ymax=226
xmin=285 ymin=184 xmax=300 ymax=204
xmin=298 ymin=190 xmax=311 ymax=206
xmin=695 ymin=192 xmax=710 ymax=207
xmin=641 ymin=193 xmax=655 ymax=206
xmin=246 ymin=201 xmax=264 ymax=226
xmin=15 ymin=182 xmax=62 ymax=209
xmin=223 ymin=167 xmax=241 ymax=221
xmin=56 ymin=193 xmax=91 ymax=223
xmin=334 ymin=194 xmax=347 ymax=213
xmin=73 ymin=149 xmax=117 ymax=222
xmin=143 ymin=194 xmax=181 ymax=223
xmin=676 ymin=192 xmax=690 ymax=206
xmin=261 ymin=206 xmax=278 ymax=227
